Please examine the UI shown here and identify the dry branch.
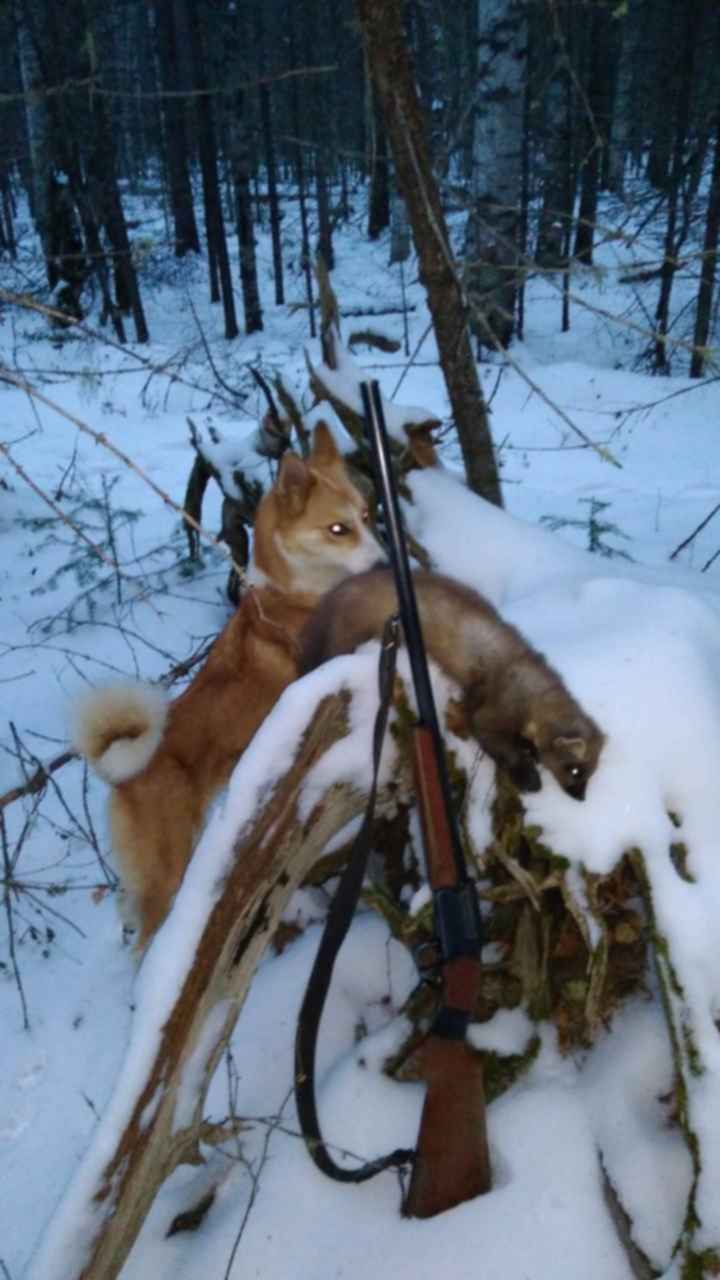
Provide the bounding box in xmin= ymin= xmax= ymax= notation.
xmin=0 ymin=640 xmax=213 ymax=815
xmin=0 ymin=750 xmax=77 ymax=813
xmin=0 ymin=368 xmax=243 ymax=576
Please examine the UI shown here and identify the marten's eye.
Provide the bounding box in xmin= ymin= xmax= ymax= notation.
xmin=328 ymin=522 xmax=350 ymax=537
xmin=566 ymin=764 xmax=585 ymax=782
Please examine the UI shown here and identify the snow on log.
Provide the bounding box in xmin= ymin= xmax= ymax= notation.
xmin=27 ymin=685 xmax=404 ymax=1280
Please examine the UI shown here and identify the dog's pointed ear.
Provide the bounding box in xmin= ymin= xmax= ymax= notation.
xmin=310 ymin=421 xmax=342 ymax=467
xmin=276 ymin=452 xmax=311 ymax=515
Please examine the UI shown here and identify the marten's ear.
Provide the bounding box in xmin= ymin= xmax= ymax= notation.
xmin=553 ymin=735 xmax=587 ymax=760
xmin=276 ymin=452 xmax=312 ymax=515
xmin=310 ymin=421 xmax=343 ymax=468
xmin=522 ymin=718 xmax=539 ymax=746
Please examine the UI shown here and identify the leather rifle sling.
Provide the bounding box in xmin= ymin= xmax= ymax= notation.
xmin=294 ymin=616 xmax=415 ymax=1182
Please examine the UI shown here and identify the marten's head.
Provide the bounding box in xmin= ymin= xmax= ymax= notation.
xmin=521 ymin=712 xmax=605 ymax=800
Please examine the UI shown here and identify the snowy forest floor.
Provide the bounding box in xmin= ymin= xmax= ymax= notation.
xmin=3 ymin=185 xmax=720 ymax=1279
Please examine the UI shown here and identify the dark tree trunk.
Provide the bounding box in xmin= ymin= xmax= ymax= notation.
xmin=690 ymin=13 xmax=720 ymax=381
xmin=63 ymin=140 xmax=127 ymax=342
xmin=23 ymin=0 xmax=127 ymax=339
xmin=367 ymin=88 xmax=390 ymax=240
xmin=47 ymin=171 xmax=86 ymax=319
xmin=14 ymin=0 xmax=53 ymax=264
xmin=153 ymin=0 xmax=200 ymax=257
xmin=690 ymin=121 xmax=720 ymax=379
xmin=1 ymin=170 xmax=17 ymax=257
xmin=654 ymin=2 xmax=701 ymax=372
xmin=177 ymin=0 xmax=238 ymax=339
xmin=573 ymin=2 xmax=617 ymax=265
xmin=516 ymin=74 xmax=530 ymax=341
xmin=315 ymin=168 xmax=334 ymax=271
xmin=86 ymin=88 xmax=150 ymax=341
xmin=287 ymin=3 xmax=315 ymax=336
xmin=233 ymin=91 xmax=263 ymax=335
xmin=356 ymin=0 xmax=503 ymax=507
xmin=254 ymin=6 xmax=284 ymax=306
xmin=535 ymin=0 xmax=575 ymax=270
xmin=406 ymin=0 xmax=435 ymax=146
xmin=303 ymin=4 xmax=334 ymax=271
xmin=645 ymin=0 xmax=678 ymax=191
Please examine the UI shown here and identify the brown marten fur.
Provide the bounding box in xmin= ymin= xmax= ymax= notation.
xmin=299 ymin=567 xmax=604 ymax=800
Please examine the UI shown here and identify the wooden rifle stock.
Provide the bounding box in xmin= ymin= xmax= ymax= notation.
xmin=360 ymin=381 xmax=492 ymax=1217
xmin=404 ymin=727 xmax=490 ymax=1216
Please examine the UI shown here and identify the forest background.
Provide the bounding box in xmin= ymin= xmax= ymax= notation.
xmin=4 ymin=2 xmax=720 ymax=1279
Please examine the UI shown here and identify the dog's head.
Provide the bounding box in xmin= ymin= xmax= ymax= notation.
xmin=252 ymin=422 xmax=383 ymax=596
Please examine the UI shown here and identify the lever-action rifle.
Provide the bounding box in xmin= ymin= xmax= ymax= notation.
xmin=294 ymin=380 xmax=491 ymax=1217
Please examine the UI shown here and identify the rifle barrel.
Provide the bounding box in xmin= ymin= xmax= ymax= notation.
xmin=360 ymin=379 xmax=468 ymax=889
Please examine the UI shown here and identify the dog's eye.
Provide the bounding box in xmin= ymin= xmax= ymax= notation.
xmin=361 ymin=509 xmax=370 ymax=523
xmin=328 ymin=522 xmax=350 ymax=536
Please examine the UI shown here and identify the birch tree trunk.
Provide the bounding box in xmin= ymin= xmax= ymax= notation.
xmin=464 ymin=0 xmax=527 ymax=351
xmin=389 ymin=192 xmax=410 ymax=266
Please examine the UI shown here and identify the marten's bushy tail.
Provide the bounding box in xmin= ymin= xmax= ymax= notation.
xmin=71 ymin=683 xmax=168 ymax=785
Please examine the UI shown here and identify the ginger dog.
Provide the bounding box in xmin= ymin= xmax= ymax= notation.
xmin=72 ymin=424 xmax=382 ymax=949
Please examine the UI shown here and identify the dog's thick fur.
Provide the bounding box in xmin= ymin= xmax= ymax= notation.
xmin=72 ymin=424 xmax=382 ymax=948
xmin=299 ymin=567 xmax=604 ymax=799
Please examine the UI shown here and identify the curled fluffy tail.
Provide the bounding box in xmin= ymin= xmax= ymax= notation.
xmin=71 ymin=683 xmax=169 ymax=785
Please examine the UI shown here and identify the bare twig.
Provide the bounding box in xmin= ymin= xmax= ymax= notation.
xmin=0 ymin=441 xmax=120 ymax=574
xmin=0 ymin=64 xmax=337 ymax=107
xmin=670 ymin=502 xmax=720 ymax=561
xmin=0 ymin=292 xmax=241 ymax=410
xmin=186 ymin=294 xmax=245 ymax=404
xmin=221 ymin=1089 xmax=294 ymax=1280
xmin=477 ymin=316 xmax=622 ymax=466
xmin=0 ymin=640 xmax=212 ymax=815
xmin=1 ymin=810 xmax=31 ymax=1030
xmin=0 ymin=368 xmax=246 ymax=585
xmin=0 ymin=750 xmax=77 ymax=814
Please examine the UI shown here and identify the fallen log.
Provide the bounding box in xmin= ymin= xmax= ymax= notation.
xmin=28 ymin=690 xmax=404 ymax=1280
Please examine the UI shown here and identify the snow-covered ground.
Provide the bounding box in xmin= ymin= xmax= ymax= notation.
xmin=3 ymin=188 xmax=720 ymax=1279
